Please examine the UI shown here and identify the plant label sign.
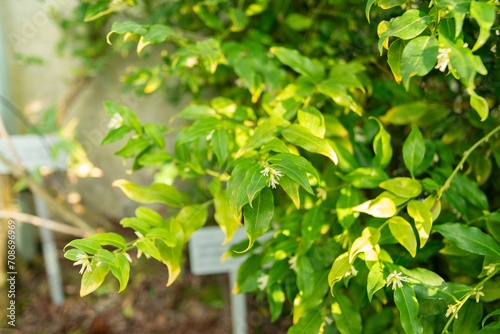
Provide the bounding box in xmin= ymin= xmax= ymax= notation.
xmin=0 ymin=134 xmax=66 ymax=174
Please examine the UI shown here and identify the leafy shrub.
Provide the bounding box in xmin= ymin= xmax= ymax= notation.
xmin=64 ymin=0 xmax=500 ymax=333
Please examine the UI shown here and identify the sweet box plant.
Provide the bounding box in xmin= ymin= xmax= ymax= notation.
xmin=63 ymin=0 xmax=500 ymax=333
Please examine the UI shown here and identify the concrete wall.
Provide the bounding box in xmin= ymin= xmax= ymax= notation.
xmin=0 ymin=0 xmax=186 ymax=221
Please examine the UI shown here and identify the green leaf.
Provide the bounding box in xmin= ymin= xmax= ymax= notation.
xmin=236 ymin=124 xmax=276 ymax=158
xmin=407 ymin=200 xmax=433 ymax=248
xmin=297 ymin=106 xmax=325 ymax=138
xmin=138 ymin=24 xmax=175 ymax=53
xmin=143 ymin=123 xmax=165 ymax=149
xmin=468 ymin=88 xmax=489 ymax=121
xmin=101 ymin=126 xmax=130 ymax=145
xmin=268 ymin=153 xmax=320 ymax=183
xmin=89 ymin=233 xmax=127 ymax=249
xmin=349 ymin=227 xmax=381 ymax=263
xmin=379 ymin=177 xmax=422 ymax=198
xmin=340 ymin=168 xmax=389 ymax=189
xmin=112 ymin=179 xmax=183 ymax=207
xmin=120 ymin=105 xmax=142 ymax=134
xmin=402 ymin=124 xmax=425 ymax=178
xmin=331 ymin=292 xmax=363 ymax=334
xmin=388 ymin=216 xmax=417 ymax=257
xmin=227 ymin=159 xmax=255 ymax=220
xmin=268 ymin=155 xmax=317 ymax=195
xmin=336 ymin=185 xmax=360 ymax=230
xmin=115 ymin=137 xmax=150 ymax=158
xmin=157 ymin=220 xmax=184 ymax=286
xmin=177 ymin=117 xmax=220 ymax=144
xmin=242 ymin=187 xmax=274 ymax=252
xmin=106 ymin=21 xmax=147 ymax=44
xmin=135 ymin=207 xmax=163 ymax=227
xmin=352 ymin=197 xmax=397 ymax=218
xmin=366 ymin=0 xmax=377 ymax=22
xmin=174 ymin=204 xmax=208 ymax=243
xmin=64 ymin=248 xmax=86 ymax=261
xmin=110 ymin=253 xmax=130 ymax=293
xmin=387 ymin=37 xmax=405 ymax=83
xmin=453 ymin=300 xmax=483 ymax=334
xmin=285 ymin=13 xmax=313 ymax=31
xmin=470 ymin=1 xmax=497 ymax=51
xmin=301 ymin=206 xmax=324 ymax=252
xmin=64 ymin=239 xmax=102 ymax=254
xmin=137 ymin=151 xmax=173 ymax=166
xmin=137 ymin=238 xmax=162 ymax=261
xmin=146 ymin=228 xmax=177 ymax=247
xmin=394 ymin=284 xmax=423 ymax=334
xmin=93 ymin=249 xmax=120 ymax=268
xmin=317 ymin=79 xmax=362 ymax=115
xmin=328 ymin=252 xmax=351 ymax=287
xmin=80 ymin=262 xmax=110 ymax=297
xmin=270 ymin=47 xmax=324 ymax=82
xmin=367 ymin=262 xmax=386 ymax=302
xmin=268 ymin=284 xmax=285 ymax=322
xmin=279 ymin=175 xmax=301 ymax=209
xmin=433 ymin=223 xmax=500 ymax=259
xmin=288 ymin=310 xmax=323 ymax=334
xmin=282 ymin=124 xmax=338 ymax=164
xmin=120 ymin=217 xmax=150 ymax=235
xmin=401 ymin=36 xmax=439 ymax=89
xmin=234 ymin=254 xmax=262 ymax=293
xmin=214 ymin=189 xmax=240 ymax=245
xmin=211 ymin=129 xmax=229 ymax=166
xmin=381 ymin=102 xmax=429 ymax=125
xmin=371 ymin=118 xmax=393 ymax=170
xmin=378 ymin=10 xmax=431 ymax=54
xmin=236 ymin=165 xmax=268 ymax=211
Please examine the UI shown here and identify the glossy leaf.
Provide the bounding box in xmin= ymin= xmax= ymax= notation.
xmin=282 ymin=124 xmax=338 ymax=164
xmin=352 ymin=197 xmax=397 ymax=218
xmin=433 ymin=223 xmax=500 ymax=259
xmin=137 ymin=238 xmax=162 ymax=261
xmin=407 ymin=200 xmax=433 ymax=248
xmin=175 ymin=204 xmax=208 ymax=243
xmin=89 ymin=233 xmax=127 ymax=249
xmin=110 ymin=253 xmax=130 ymax=293
xmin=211 ymin=129 xmax=229 ymax=166
xmin=297 ymin=106 xmax=325 ymax=138
xmin=378 ymin=10 xmax=431 ymax=54
xmin=93 ymin=249 xmax=120 ymax=268
xmin=80 ymin=262 xmax=110 ymax=297
xmin=388 ymin=216 xmax=417 ymax=257
xmin=328 ymin=252 xmax=350 ymax=287
xmin=301 ymin=206 xmax=324 ymax=252
xmin=64 ymin=239 xmax=102 ymax=254
xmin=470 ymin=1 xmax=497 ymax=51
xmin=213 ymin=189 xmax=239 ymax=245
xmin=242 ymin=187 xmax=274 ymax=252
xmin=112 ymin=179 xmax=183 ymax=207
xmin=367 ymin=262 xmax=386 ymax=301
xmin=401 ymin=36 xmax=438 ymax=89
xmin=394 ymin=284 xmax=423 ymax=334
xmin=349 ymin=227 xmax=381 ymax=263
xmin=379 ymin=177 xmax=422 ymax=198
xmin=371 ymin=117 xmax=392 ymax=169
xmin=331 ymin=292 xmax=363 ymax=334
xmin=336 ymin=185 xmax=360 ymax=230
xmin=402 ymin=124 xmax=425 ymax=178
xmin=288 ymin=309 xmax=323 ymax=334
xmin=270 ymin=47 xmax=324 ymax=81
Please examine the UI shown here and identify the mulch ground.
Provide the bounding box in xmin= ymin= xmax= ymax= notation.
xmin=1 ymin=235 xmax=292 ymax=334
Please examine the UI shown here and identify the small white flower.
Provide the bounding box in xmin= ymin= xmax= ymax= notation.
xmin=260 ymin=165 xmax=283 ymax=188
xmin=472 ymin=286 xmax=485 ymax=303
xmin=206 ymin=129 xmax=215 ymax=141
xmin=185 ymin=57 xmax=198 ymax=68
xmin=386 ymin=270 xmax=410 ymax=290
xmin=96 ymin=261 xmax=102 ymax=267
xmin=316 ymin=187 xmax=327 ymax=201
xmin=484 ymin=264 xmax=497 ymax=276
xmin=73 ymin=254 xmax=92 ymax=275
xmin=257 ymin=273 xmax=269 ymax=291
xmin=288 ymin=255 xmax=298 ymax=270
xmin=435 ymin=48 xmax=452 ymax=72
xmin=124 ymin=252 xmax=133 ymax=263
xmin=445 ymin=303 xmax=460 ymax=319
xmin=345 ymin=265 xmax=358 ymax=277
xmin=137 ymin=249 xmax=143 ymax=259
xmin=108 ymin=113 xmax=123 ymax=129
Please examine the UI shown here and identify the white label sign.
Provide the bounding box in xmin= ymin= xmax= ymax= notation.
xmin=0 ymin=134 xmax=66 ymax=174
xmin=189 ymin=226 xmax=249 ymax=275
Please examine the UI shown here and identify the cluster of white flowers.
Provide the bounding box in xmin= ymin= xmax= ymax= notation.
xmin=471 ymin=286 xmax=485 ymax=303
xmin=108 ymin=113 xmax=124 ymax=129
xmin=257 ymin=273 xmax=269 ymax=291
xmin=344 ymin=265 xmax=358 ymax=278
xmin=386 ymin=270 xmax=410 ymax=290
xmin=445 ymin=302 xmax=460 ymax=319
xmin=435 ymin=48 xmax=452 ymax=72
xmin=73 ymin=254 xmax=92 ymax=275
xmin=260 ymin=165 xmax=283 ymax=188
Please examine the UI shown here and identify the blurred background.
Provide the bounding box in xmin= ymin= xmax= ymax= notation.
xmin=0 ymin=1 xmax=289 ymax=333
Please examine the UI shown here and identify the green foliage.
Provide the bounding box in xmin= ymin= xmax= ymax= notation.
xmin=63 ymin=0 xmax=500 ymax=333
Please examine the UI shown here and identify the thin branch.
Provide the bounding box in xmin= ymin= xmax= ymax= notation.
xmin=0 ymin=151 xmax=95 ymax=234
xmin=0 ymin=210 xmax=88 ymax=237
xmin=438 ymin=124 xmax=500 ymax=199
xmin=56 ymin=76 xmax=92 ymax=125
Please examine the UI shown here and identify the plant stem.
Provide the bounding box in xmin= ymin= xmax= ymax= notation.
xmin=441 ymin=266 xmax=500 ymax=333
xmin=438 ymin=124 xmax=500 ymax=199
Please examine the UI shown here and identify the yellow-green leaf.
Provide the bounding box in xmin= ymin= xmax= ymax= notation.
xmin=388 ymin=216 xmax=417 ymax=257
